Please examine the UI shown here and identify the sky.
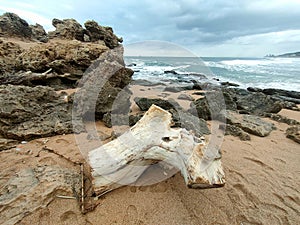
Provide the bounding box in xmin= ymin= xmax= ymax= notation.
xmin=0 ymin=0 xmax=300 ymax=57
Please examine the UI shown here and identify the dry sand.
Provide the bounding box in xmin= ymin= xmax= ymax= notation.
xmin=1 ymin=85 xmax=299 ymax=225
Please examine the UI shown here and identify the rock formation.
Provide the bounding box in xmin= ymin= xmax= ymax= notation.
xmin=0 ymin=85 xmax=84 ymax=141
xmin=17 ymin=40 xmax=108 ymax=74
xmin=48 ymin=18 xmax=86 ymax=41
xmin=89 ymin=105 xmax=225 ymax=195
xmin=0 ymin=12 xmax=32 ymax=38
xmin=30 ymin=23 xmax=48 ymax=42
xmin=73 ymin=46 xmax=133 ymax=120
xmin=84 ymin=20 xmax=123 ymax=48
xmin=0 ymin=40 xmax=22 ymax=74
xmin=0 ymin=165 xmax=81 ymax=225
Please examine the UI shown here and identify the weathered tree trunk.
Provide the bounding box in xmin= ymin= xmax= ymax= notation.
xmin=89 ymin=105 xmax=225 ymax=195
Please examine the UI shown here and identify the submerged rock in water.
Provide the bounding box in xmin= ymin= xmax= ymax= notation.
xmin=0 ymin=85 xmax=84 ymax=140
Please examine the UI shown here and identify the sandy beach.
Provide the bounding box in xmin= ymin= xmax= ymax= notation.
xmin=0 ymin=84 xmax=298 ymax=225
xmin=1 ymin=11 xmax=300 ymax=225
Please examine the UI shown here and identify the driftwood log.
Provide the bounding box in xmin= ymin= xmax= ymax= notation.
xmin=89 ymin=105 xmax=225 ymax=195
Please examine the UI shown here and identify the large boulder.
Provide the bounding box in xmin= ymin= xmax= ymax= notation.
xmin=134 ymin=97 xmax=182 ymax=111
xmin=0 ymin=12 xmax=32 ymax=39
xmin=30 ymin=23 xmax=48 ymax=43
xmin=73 ymin=46 xmax=134 ymax=120
xmin=190 ymin=90 xmax=235 ymax=120
xmin=17 ymin=40 xmax=108 ymax=74
xmin=84 ymin=20 xmax=122 ymax=48
xmin=0 ymin=85 xmax=84 ymax=140
xmin=48 ymin=18 xmax=86 ymax=41
xmin=226 ymin=111 xmax=275 ymax=137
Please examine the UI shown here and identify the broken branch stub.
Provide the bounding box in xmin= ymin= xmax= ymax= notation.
xmin=88 ymin=105 xmax=225 ymax=195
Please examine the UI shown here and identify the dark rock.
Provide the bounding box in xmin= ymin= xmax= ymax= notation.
xmin=286 ymin=126 xmax=300 ymax=144
xmin=164 ymin=70 xmax=178 ymax=75
xmin=134 ymin=97 xmax=182 ymax=111
xmin=131 ymin=79 xmax=165 ymax=86
xmin=48 ymin=18 xmax=86 ymax=41
xmin=103 ymin=113 xmax=143 ymax=128
xmin=220 ymin=81 xmax=240 ymax=87
xmin=220 ymin=124 xmax=251 ymax=141
xmin=84 ymin=20 xmax=122 ymax=49
xmin=264 ymin=113 xmax=300 ymax=126
xmin=178 ymin=93 xmax=194 ymax=101
xmin=0 ymin=85 xmax=84 ymax=140
xmin=0 ymin=12 xmax=32 ymax=39
xmin=226 ymin=111 xmax=275 ymax=137
xmin=73 ymin=46 xmax=134 ymax=120
xmin=127 ymin=63 xmax=137 ymax=67
xmin=190 ymin=90 xmax=236 ymax=120
xmin=262 ymin=88 xmax=300 ymax=99
xmin=236 ymin=92 xmax=283 ymax=115
xmin=164 ymin=86 xmax=184 ymax=93
xmin=247 ymin=87 xmax=263 ymax=92
xmin=170 ymin=109 xmax=210 ymax=137
xmin=30 ymin=23 xmax=48 ymax=43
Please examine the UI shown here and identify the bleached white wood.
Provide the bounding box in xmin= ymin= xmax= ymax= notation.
xmin=89 ymin=105 xmax=225 ymax=195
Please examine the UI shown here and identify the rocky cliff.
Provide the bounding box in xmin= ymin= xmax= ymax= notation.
xmin=0 ymin=12 xmax=133 ymax=150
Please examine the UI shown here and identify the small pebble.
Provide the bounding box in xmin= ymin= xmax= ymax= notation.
xmin=21 ymin=141 xmax=28 ymax=144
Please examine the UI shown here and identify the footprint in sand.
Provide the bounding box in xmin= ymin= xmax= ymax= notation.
xmin=55 ymin=138 xmax=70 ymax=144
xmin=149 ymin=182 xmax=168 ymax=193
xmin=60 ymin=211 xmax=78 ymax=225
xmin=38 ymin=208 xmax=50 ymax=225
xmin=122 ymin=205 xmax=140 ymax=225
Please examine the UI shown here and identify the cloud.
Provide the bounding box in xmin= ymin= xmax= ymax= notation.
xmin=0 ymin=0 xmax=299 ymax=56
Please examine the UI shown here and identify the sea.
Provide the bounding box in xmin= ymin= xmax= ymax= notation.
xmin=124 ymin=56 xmax=300 ymax=92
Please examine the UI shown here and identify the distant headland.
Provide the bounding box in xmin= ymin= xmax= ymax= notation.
xmin=265 ymin=51 xmax=300 ymax=58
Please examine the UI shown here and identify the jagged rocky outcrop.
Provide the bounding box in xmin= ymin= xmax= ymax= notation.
xmin=48 ymin=18 xmax=86 ymax=41
xmin=84 ymin=20 xmax=123 ymax=48
xmin=0 ymin=85 xmax=84 ymax=142
xmin=48 ymin=18 xmax=122 ymax=48
xmin=73 ymin=46 xmax=134 ymax=120
xmin=30 ymin=23 xmax=48 ymax=42
xmin=0 ymin=12 xmax=32 ymax=38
